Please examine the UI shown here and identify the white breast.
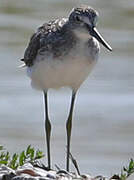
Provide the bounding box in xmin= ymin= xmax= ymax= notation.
xmin=27 ymin=38 xmax=99 ymax=91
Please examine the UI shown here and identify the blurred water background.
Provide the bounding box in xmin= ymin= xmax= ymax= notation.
xmin=0 ymin=0 xmax=134 ymax=176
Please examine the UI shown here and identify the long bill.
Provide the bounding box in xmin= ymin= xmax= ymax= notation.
xmin=91 ymin=27 xmax=112 ymax=51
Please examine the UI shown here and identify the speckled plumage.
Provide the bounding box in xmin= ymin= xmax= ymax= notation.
xmin=21 ymin=5 xmax=107 ymax=90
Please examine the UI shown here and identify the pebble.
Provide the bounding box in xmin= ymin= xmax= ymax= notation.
xmin=0 ymin=163 xmax=115 ymax=180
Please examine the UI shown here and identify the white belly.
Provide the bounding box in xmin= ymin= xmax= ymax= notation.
xmin=27 ymin=55 xmax=97 ymax=91
xmin=27 ymin=37 xmax=100 ymax=91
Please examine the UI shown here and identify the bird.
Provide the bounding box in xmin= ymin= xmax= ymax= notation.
xmin=21 ymin=5 xmax=112 ymax=171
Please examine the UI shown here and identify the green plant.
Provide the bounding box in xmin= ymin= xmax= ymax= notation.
xmin=120 ymin=159 xmax=134 ymax=180
xmin=0 ymin=145 xmax=44 ymax=169
xmin=0 ymin=145 xmax=134 ymax=180
xmin=112 ymin=159 xmax=134 ymax=180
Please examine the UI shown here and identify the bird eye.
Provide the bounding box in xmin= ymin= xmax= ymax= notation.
xmin=75 ymin=15 xmax=82 ymax=22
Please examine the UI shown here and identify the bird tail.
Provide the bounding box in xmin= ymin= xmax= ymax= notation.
xmin=18 ymin=63 xmax=26 ymax=68
xmin=18 ymin=58 xmax=26 ymax=68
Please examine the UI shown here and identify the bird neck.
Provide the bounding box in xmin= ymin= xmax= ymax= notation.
xmin=62 ymin=21 xmax=92 ymax=44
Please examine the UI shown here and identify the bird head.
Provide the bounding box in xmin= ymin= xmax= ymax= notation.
xmin=69 ymin=5 xmax=112 ymax=51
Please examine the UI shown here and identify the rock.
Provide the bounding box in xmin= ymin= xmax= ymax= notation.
xmin=16 ymin=163 xmax=55 ymax=178
xmin=0 ymin=165 xmax=16 ymax=180
xmin=0 ymin=166 xmax=15 ymax=174
xmin=0 ymin=163 xmax=112 ymax=180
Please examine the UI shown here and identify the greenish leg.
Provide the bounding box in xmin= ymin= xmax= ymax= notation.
xmin=66 ymin=90 xmax=77 ymax=171
xmin=43 ymin=91 xmax=51 ymax=169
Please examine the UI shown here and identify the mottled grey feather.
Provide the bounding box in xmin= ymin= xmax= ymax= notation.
xmin=22 ymin=18 xmax=78 ymax=67
xmin=21 ymin=5 xmax=99 ymax=67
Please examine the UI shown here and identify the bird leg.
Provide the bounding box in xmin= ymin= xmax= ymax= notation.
xmin=66 ymin=90 xmax=77 ymax=171
xmin=43 ymin=91 xmax=51 ymax=169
